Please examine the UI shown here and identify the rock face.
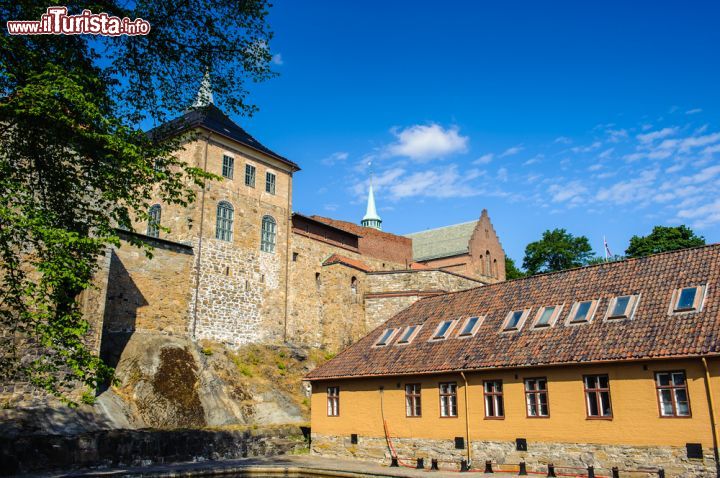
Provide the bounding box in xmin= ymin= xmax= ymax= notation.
xmin=97 ymin=332 xmax=306 ymax=429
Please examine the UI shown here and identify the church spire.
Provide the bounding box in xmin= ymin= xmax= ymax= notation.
xmin=191 ymin=69 xmax=214 ymax=108
xmin=361 ymin=166 xmax=382 ymax=230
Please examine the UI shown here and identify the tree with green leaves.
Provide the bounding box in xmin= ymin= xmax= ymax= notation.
xmin=522 ymin=228 xmax=595 ymax=275
xmin=1 ymin=0 xmax=276 ymax=403
xmin=504 ymin=256 xmax=526 ymax=280
xmin=625 ymin=225 xmax=705 ymax=258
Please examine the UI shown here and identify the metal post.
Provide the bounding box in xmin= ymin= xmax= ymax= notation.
xmin=460 ymin=459 xmax=469 ymax=472
xmin=547 ymin=463 xmax=556 ymax=477
xmin=587 ymin=465 xmax=595 ymax=478
xmin=484 ymin=460 xmax=494 ymax=473
xmin=519 ymin=461 xmax=528 ymax=475
xmin=416 ymin=458 xmax=424 ymax=469
xmin=390 ymin=457 xmax=399 ymax=467
xmin=431 ymin=458 xmax=439 ymax=471
xmin=657 ymin=468 xmax=665 ymax=478
xmin=612 ymin=466 xmax=620 ymax=478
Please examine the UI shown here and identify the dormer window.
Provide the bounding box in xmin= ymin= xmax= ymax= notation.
xmin=375 ymin=328 xmax=398 ymax=347
xmin=533 ymin=305 xmax=563 ymax=328
xmin=567 ymin=300 xmax=599 ymax=325
xmin=431 ymin=320 xmax=457 ymax=341
xmin=606 ymin=295 xmax=639 ymax=320
xmin=396 ymin=325 xmax=422 ymax=345
xmin=671 ymin=286 xmax=706 ymax=314
xmin=458 ymin=316 xmax=483 ymax=338
xmin=503 ymin=310 xmax=529 ymax=331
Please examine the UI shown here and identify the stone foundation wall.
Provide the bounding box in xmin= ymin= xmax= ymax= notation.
xmin=311 ymin=433 xmax=718 ymax=478
xmin=1 ymin=426 xmax=307 ymax=475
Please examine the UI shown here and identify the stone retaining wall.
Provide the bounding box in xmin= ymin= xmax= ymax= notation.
xmin=311 ymin=433 xmax=718 ymax=478
xmin=0 ymin=426 xmax=307 ymax=475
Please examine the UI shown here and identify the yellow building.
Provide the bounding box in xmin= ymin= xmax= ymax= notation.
xmin=306 ymin=245 xmax=720 ymax=477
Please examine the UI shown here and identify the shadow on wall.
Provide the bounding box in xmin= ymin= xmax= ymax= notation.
xmin=98 ymin=249 xmax=146 ymax=393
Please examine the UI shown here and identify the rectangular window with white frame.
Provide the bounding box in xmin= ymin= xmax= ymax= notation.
xmin=458 ymin=316 xmax=483 ymax=338
xmin=525 ymin=378 xmax=549 ymax=417
xmin=430 ymin=319 xmax=457 ymax=340
xmin=656 ymin=371 xmax=691 ymax=417
xmin=439 ymin=382 xmax=458 ymax=417
xmin=605 ymin=294 xmax=640 ymax=320
xmin=222 ymin=154 xmax=234 ymax=179
xmin=396 ymin=325 xmax=422 ymax=345
xmin=265 ymin=171 xmax=276 ymax=194
xmin=670 ymin=285 xmax=706 ymax=314
xmin=327 ymin=386 xmax=339 ymax=416
xmin=584 ymin=375 xmax=612 ymax=418
xmin=502 ymin=309 xmax=530 ymax=332
xmin=532 ymin=305 xmax=563 ymax=328
xmin=566 ymin=300 xmax=599 ymax=325
xmin=374 ymin=328 xmax=399 ymax=347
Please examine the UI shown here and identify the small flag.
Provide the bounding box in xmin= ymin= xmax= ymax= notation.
xmin=603 ymin=236 xmax=613 ymax=260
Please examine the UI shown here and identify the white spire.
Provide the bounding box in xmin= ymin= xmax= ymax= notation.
xmin=191 ymin=69 xmax=214 ymax=108
xmin=361 ymin=167 xmax=382 ymax=230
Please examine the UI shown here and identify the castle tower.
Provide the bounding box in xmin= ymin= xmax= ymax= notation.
xmin=361 ymin=182 xmax=382 ymax=230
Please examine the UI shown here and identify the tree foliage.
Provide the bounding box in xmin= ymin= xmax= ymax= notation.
xmin=625 ymin=225 xmax=705 ymax=258
xmin=0 ymin=0 xmax=275 ymax=402
xmin=504 ymin=256 xmax=526 ymax=280
xmin=522 ymin=228 xmax=595 ymax=275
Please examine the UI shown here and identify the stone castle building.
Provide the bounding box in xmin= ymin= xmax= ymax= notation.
xmin=93 ymin=80 xmax=507 ymax=359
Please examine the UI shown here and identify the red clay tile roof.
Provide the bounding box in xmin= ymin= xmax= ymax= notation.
xmin=323 ymin=254 xmax=372 ymax=272
xmin=306 ymin=244 xmax=720 ymax=380
xmin=311 ymin=216 xmax=412 ymax=246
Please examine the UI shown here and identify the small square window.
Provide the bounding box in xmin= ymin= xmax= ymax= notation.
xmin=266 ymin=172 xmax=276 ymax=194
xmin=533 ymin=305 xmax=562 ymax=328
xmin=375 ymin=328 xmax=398 ymax=346
xmin=672 ymin=286 xmax=705 ymax=313
xmin=606 ymin=295 xmax=639 ymax=320
xmin=503 ymin=310 xmax=529 ymax=331
xmin=431 ymin=320 xmax=457 ymax=340
xmin=245 ymin=164 xmax=256 ymax=187
xmin=458 ymin=316 xmax=483 ymax=337
xmin=396 ymin=325 xmax=422 ymax=345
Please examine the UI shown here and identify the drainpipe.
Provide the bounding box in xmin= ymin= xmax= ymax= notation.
xmin=191 ymin=132 xmax=212 ymax=340
xmin=283 ymin=173 xmax=292 ymax=343
xmin=460 ymin=372 xmax=472 ymax=466
xmin=701 ymin=357 xmax=720 ymax=464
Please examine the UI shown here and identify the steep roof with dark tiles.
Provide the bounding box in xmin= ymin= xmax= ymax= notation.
xmin=306 ymin=244 xmax=720 ymax=380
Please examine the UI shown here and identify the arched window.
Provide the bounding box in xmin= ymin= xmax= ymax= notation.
xmin=485 ymin=251 xmax=491 ymax=277
xmin=351 ymin=276 xmax=358 ymax=293
xmin=215 ymin=201 xmax=234 ymax=241
xmin=315 ymin=272 xmax=321 ymax=288
xmin=260 ymin=215 xmax=277 ymax=253
xmin=493 ymin=258 xmax=498 ymax=278
xmin=147 ymin=204 xmax=161 ymax=238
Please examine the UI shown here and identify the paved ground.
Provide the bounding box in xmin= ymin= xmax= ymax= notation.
xmin=28 ymin=454 xmax=525 ymax=478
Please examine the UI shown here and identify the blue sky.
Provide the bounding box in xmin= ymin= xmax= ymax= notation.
xmin=230 ymin=1 xmax=720 ymax=264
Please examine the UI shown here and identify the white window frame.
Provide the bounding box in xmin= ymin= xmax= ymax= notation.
xmin=565 ymin=299 xmax=600 ymax=326
xmin=439 ymin=382 xmax=458 ymax=418
xmin=604 ymin=294 xmax=640 ymax=321
xmin=374 ymin=328 xmax=399 ymax=347
xmin=531 ymin=304 xmax=564 ymax=329
xmin=457 ymin=316 xmax=484 ymax=338
xmin=245 ymin=163 xmax=256 ymax=187
xmin=429 ymin=319 xmax=458 ymax=341
xmin=501 ymin=309 xmax=531 ymax=332
xmin=222 ymin=154 xmax=234 ymax=179
xmin=327 ymin=386 xmax=339 ymax=417
xmin=669 ymin=285 xmax=707 ymax=315
xmin=265 ymin=171 xmax=276 ymax=194
xmin=395 ymin=325 xmax=422 ymax=345
xmin=260 ymin=215 xmax=277 ymax=253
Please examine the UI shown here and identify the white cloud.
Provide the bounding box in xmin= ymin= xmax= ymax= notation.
xmin=497 ymin=167 xmax=508 ymax=182
xmin=570 ymin=141 xmax=602 ymax=153
xmin=685 ymin=108 xmax=702 ymax=115
xmin=321 ymin=151 xmax=349 ymax=166
xmin=499 ymin=145 xmax=524 ymax=158
xmin=554 ymin=136 xmax=572 ymax=144
xmin=637 ymin=127 xmax=678 ymax=143
xmin=702 ymin=144 xmax=720 ymax=155
xmin=549 ymin=180 xmax=587 ymax=204
xmin=598 ymin=148 xmax=614 ymax=159
xmin=473 ymin=153 xmax=494 ymax=165
xmin=677 ymin=199 xmax=720 ymax=228
xmin=272 ymin=54 xmax=283 ymax=65
xmin=677 ymin=132 xmax=720 ymax=153
xmin=677 ymin=164 xmax=720 ymax=185
xmin=606 ymin=129 xmax=628 ymax=143
xmin=386 ymin=124 xmax=468 ymax=161
xmin=523 ymin=154 xmax=543 ymax=166
xmin=595 ymin=169 xmax=658 ymax=205
xmin=386 ymin=165 xmax=480 ymax=199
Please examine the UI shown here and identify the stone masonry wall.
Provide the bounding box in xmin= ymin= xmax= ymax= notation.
xmin=311 ymin=434 xmax=717 ymax=478
xmin=364 ymin=294 xmax=429 ymax=331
